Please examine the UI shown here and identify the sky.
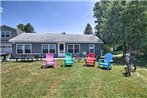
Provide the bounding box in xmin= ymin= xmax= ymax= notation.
xmin=1 ymin=1 xmax=96 ymax=34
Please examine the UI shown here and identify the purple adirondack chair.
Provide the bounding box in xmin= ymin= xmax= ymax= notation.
xmin=44 ymin=53 xmax=55 ymax=68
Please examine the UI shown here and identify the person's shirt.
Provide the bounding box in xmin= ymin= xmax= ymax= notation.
xmin=125 ymin=56 xmax=131 ymax=64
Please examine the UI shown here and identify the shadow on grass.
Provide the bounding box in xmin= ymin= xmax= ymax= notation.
xmin=83 ymin=64 xmax=95 ymax=67
xmin=61 ymin=64 xmax=72 ymax=67
xmin=97 ymin=66 xmax=111 ymax=70
xmin=15 ymin=60 xmax=34 ymax=63
xmin=122 ymin=67 xmax=137 ymax=77
xmin=41 ymin=65 xmax=54 ymax=69
xmin=122 ymin=72 xmax=130 ymax=77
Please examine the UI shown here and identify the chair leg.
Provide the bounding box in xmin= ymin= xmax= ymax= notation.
xmin=98 ymin=63 xmax=100 ymax=68
xmin=107 ymin=66 xmax=109 ymax=70
xmin=107 ymin=65 xmax=111 ymax=70
xmin=93 ymin=63 xmax=95 ymax=67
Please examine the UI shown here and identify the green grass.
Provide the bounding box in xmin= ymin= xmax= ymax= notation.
xmin=1 ymin=60 xmax=147 ymax=98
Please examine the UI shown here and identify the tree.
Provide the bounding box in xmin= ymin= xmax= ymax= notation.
xmin=17 ymin=24 xmax=24 ymax=31
xmin=93 ymin=0 xmax=147 ymax=56
xmin=17 ymin=23 xmax=35 ymax=33
xmin=121 ymin=1 xmax=147 ymax=54
xmin=101 ymin=1 xmax=127 ymax=56
xmin=83 ymin=23 xmax=93 ymax=34
xmin=93 ymin=1 xmax=110 ymax=39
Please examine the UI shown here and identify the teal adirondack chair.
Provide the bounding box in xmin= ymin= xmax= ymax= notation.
xmin=64 ymin=53 xmax=74 ymax=67
xmin=98 ymin=53 xmax=113 ymax=70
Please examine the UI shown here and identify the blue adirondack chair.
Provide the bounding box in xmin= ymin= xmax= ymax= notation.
xmin=98 ymin=53 xmax=113 ymax=70
xmin=64 ymin=53 xmax=74 ymax=67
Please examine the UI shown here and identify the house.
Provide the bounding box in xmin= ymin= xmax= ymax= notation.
xmin=9 ymin=33 xmax=103 ymax=58
xmin=0 ymin=25 xmax=24 ymax=54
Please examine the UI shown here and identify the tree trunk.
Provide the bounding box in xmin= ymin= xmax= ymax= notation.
xmin=123 ymin=41 xmax=126 ymax=57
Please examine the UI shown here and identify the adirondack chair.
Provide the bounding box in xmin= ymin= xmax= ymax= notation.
xmin=44 ymin=53 xmax=55 ymax=68
xmin=85 ymin=52 xmax=96 ymax=66
xmin=64 ymin=53 xmax=74 ymax=67
xmin=98 ymin=53 xmax=113 ymax=70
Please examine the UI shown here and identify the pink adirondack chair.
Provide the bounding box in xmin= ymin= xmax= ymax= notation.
xmin=44 ymin=53 xmax=56 ymax=68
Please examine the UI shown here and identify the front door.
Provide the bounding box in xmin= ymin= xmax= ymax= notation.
xmin=58 ymin=43 xmax=65 ymax=57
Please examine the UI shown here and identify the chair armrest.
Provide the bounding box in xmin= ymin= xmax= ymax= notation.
xmin=53 ymin=58 xmax=56 ymax=61
xmin=110 ymin=60 xmax=113 ymax=62
xmin=94 ymin=58 xmax=97 ymax=62
xmin=98 ymin=59 xmax=104 ymax=62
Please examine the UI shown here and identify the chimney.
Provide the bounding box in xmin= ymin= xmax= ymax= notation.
xmin=61 ymin=32 xmax=66 ymax=34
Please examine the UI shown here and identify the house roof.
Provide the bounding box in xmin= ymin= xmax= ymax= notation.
xmin=1 ymin=25 xmax=25 ymax=35
xmin=9 ymin=33 xmax=103 ymax=43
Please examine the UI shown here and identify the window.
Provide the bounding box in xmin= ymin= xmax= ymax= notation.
xmin=1 ymin=32 xmax=5 ymax=37
xmin=67 ymin=44 xmax=80 ymax=53
xmin=16 ymin=44 xmax=32 ymax=54
xmin=68 ymin=45 xmax=73 ymax=53
xmin=42 ymin=44 xmax=48 ymax=53
xmin=74 ymin=45 xmax=80 ymax=53
xmin=59 ymin=44 xmax=64 ymax=51
xmin=1 ymin=31 xmax=11 ymax=38
xmin=42 ymin=44 xmax=56 ymax=53
xmin=1 ymin=45 xmax=12 ymax=48
xmin=89 ymin=44 xmax=95 ymax=52
xmin=25 ymin=45 xmax=31 ymax=53
xmin=17 ymin=45 xmax=23 ymax=54
xmin=50 ymin=44 xmax=56 ymax=53
xmin=6 ymin=32 xmax=10 ymax=37
xmin=8 ymin=46 xmax=11 ymax=48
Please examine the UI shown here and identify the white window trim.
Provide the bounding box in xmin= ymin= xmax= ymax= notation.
xmin=67 ymin=44 xmax=80 ymax=53
xmin=1 ymin=31 xmax=11 ymax=38
xmin=42 ymin=44 xmax=48 ymax=54
xmin=16 ymin=44 xmax=32 ymax=54
xmin=89 ymin=44 xmax=95 ymax=53
xmin=42 ymin=44 xmax=56 ymax=54
xmin=67 ymin=44 xmax=73 ymax=53
xmin=49 ymin=44 xmax=56 ymax=54
xmin=1 ymin=32 xmax=5 ymax=37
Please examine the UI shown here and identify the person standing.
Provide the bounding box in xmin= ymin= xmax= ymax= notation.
xmin=125 ymin=54 xmax=132 ymax=76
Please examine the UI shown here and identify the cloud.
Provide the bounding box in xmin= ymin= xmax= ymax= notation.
xmin=0 ymin=7 xmax=3 ymax=13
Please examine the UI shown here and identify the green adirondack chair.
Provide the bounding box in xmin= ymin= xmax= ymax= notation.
xmin=64 ymin=53 xmax=74 ymax=67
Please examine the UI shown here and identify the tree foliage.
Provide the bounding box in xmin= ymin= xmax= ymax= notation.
xmin=17 ymin=23 xmax=35 ymax=33
xmin=83 ymin=23 xmax=93 ymax=34
xmin=93 ymin=0 xmax=147 ymax=56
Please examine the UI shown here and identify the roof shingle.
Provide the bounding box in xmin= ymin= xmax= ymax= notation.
xmin=9 ymin=33 xmax=103 ymax=43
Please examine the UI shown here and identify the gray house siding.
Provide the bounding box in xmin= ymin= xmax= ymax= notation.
xmin=11 ymin=42 xmax=102 ymax=58
xmin=65 ymin=43 xmax=102 ymax=56
xmin=11 ymin=43 xmax=58 ymax=58
xmin=1 ymin=26 xmax=17 ymax=53
xmin=1 ymin=26 xmax=17 ymax=41
xmin=1 ymin=25 xmax=24 ymax=54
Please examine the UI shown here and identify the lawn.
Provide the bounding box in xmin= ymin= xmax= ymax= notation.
xmin=1 ymin=60 xmax=147 ymax=98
